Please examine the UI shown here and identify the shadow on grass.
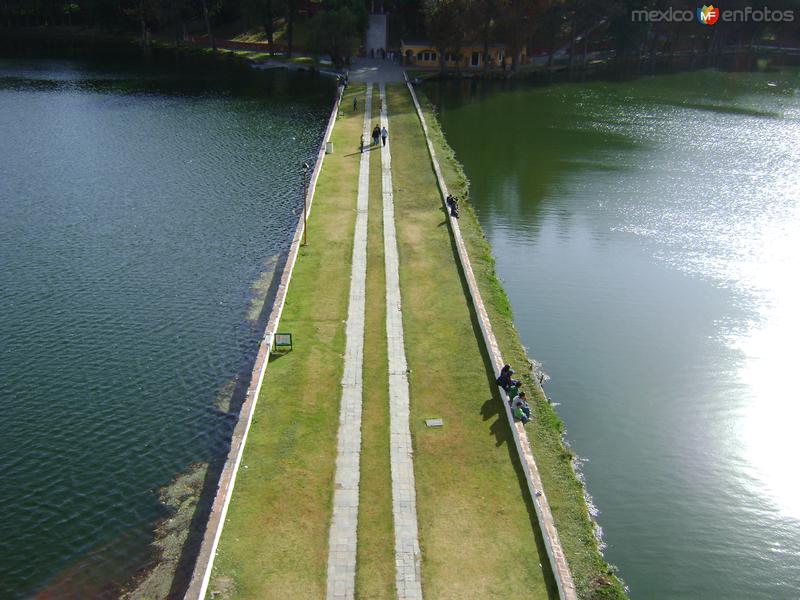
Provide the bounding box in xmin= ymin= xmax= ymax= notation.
xmin=442 ymin=203 xmax=560 ymax=600
xmin=268 ymin=350 xmax=292 ymax=364
xmin=344 ymin=145 xmax=382 ymax=157
xmin=480 ymin=397 xmax=511 ymax=448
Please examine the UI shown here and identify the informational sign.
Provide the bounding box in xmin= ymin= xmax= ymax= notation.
xmin=274 ymin=333 xmax=293 ymax=351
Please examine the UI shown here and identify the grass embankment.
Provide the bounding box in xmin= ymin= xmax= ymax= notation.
xmin=386 ymin=84 xmax=556 ymax=599
xmin=206 ymin=84 xmax=365 ymax=600
xmin=413 ymin=90 xmax=628 ymax=600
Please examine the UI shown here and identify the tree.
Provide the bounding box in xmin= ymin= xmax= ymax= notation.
xmin=122 ymin=0 xmax=160 ymax=49
xmin=244 ymin=0 xmax=284 ymax=53
xmin=468 ymin=0 xmax=500 ymax=71
xmin=537 ymin=0 xmax=568 ymax=74
xmin=497 ymin=0 xmax=539 ymax=70
xmin=200 ymin=0 xmax=216 ymax=50
xmin=308 ymin=0 xmax=366 ymax=66
xmin=286 ymin=0 xmax=297 ymax=56
xmin=424 ymin=0 xmax=467 ymax=72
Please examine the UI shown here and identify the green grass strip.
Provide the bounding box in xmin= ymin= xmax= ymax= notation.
xmin=386 ymin=83 xmax=557 ymax=599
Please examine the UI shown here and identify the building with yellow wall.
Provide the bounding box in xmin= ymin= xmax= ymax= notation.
xmin=400 ymin=39 xmax=527 ymax=69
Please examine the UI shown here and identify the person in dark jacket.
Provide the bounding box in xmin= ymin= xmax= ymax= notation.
xmin=497 ymin=365 xmax=514 ymax=390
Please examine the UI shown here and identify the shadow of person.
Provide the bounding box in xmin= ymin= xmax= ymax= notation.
xmin=480 ymin=397 xmax=509 ymax=448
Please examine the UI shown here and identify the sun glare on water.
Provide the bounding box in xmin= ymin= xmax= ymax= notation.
xmin=735 ymin=210 xmax=800 ymax=521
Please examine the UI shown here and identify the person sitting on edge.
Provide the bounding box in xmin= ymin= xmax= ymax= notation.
xmin=450 ymin=197 xmax=459 ymax=218
xmin=513 ymin=400 xmax=529 ymax=424
xmin=508 ymin=380 xmax=522 ymax=401
xmin=515 ymin=392 xmax=531 ymax=420
xmin=497 ymin=365 xmax=513 ymax=390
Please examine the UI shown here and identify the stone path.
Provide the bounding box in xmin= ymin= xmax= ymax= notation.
xmin=349 ymin=58 xmax=406 ymax=84
xmin=365 ymin=13 xmax=387 ymax=57
xmin=380 ymin=83 xmax=424 ymax=600
xmin=325 ymin=83 xmax=373 ymax=600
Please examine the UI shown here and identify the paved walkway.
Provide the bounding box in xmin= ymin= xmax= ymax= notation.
xmin=325 ymin=83 xmax=373 ymax=600
xmin=349 ymin=58 xmax=406 ymax=83
xmin=325 ymin=77 xmax=424 ymax=600
xmin=365 ymin=13 xmax=387 ymax=57
xmin=380 ymin=83 xmax=424 ymax=600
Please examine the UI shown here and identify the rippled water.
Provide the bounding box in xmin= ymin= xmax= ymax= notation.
xmin=0 ymin=53 xmax=332 ymax=597
xmin=429 ymin=70 xmax=800 ymax=599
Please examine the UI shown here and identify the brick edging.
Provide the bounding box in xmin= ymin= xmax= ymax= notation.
xmin=184 ymin=84 xmax=345 ymax=600
xmin=403 ymin=74 xmax=579 ymax=600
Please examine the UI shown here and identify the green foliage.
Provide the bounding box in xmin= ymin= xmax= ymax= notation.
xmin=306 ymin=0 xmax=366 ymax=66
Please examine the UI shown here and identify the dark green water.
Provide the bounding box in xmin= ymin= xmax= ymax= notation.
xmin=429 ymin=71 xmax=800 ymax=599
xmin=0 ymin=52 xmax=333 ymax=597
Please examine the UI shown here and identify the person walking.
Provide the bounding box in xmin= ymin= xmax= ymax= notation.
xmin=381 ymin=125 xmax=388 ymax=147
xmin=372 ymin=125 xmax=381 ymax=146
xmin=353 ymin=96 xmax=358 ymax=112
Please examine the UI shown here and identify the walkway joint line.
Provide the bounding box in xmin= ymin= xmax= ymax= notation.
xmin=325 ymin=83 xmax=373 ymax=600
xmin=380 ymin=83 xmax=424 ymax=600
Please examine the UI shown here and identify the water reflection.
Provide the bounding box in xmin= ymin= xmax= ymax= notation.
xmin=0 ymin=54 xmax=332 ymax=597
xmin=429 ymin=69 xmax=800 ymax=598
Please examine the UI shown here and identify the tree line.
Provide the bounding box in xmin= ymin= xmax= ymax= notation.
xmin=418 ymin=0 xmax=800 ymax=72
xmin=2 ymin=0 xmax=799 ymax=71
xmin=0 ymin=0 xmax=367 ymax=66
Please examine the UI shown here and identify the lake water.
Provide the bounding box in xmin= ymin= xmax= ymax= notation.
xmin=429 ymin=70 xmax=800 ymax=599
xmin=0 ymin=51 xmax=332 ymax=597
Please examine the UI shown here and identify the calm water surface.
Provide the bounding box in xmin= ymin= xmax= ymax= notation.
xmin=429 ymin=70 xmax=800 ymax=599
xmin=0 ymin=53 xmax=332 ymax=597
